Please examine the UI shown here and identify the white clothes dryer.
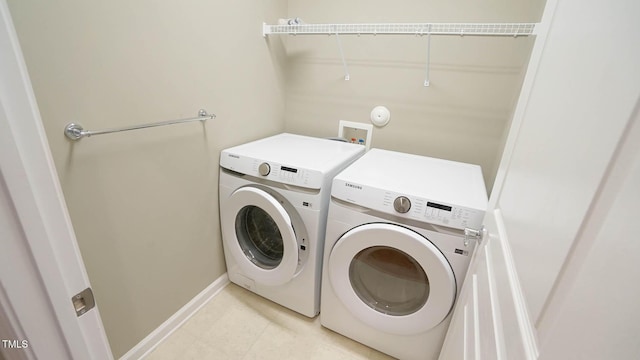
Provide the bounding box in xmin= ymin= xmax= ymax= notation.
xmin=320 ymin=149 xmax=488 ymax=359
xmin=219 ymin=133 xmax=365 ymax=317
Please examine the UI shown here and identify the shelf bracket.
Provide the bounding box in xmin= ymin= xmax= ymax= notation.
xmin=424 ymin=27 xmax=432 ymax=87
xmin=334 ymin=28 xmax=350 ymax=81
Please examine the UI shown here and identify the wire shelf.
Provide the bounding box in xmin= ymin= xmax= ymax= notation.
xmin=262 ymin=21 xmax=538 ymax=85
xmin=263 ymin=22 xmax=537 ymax=37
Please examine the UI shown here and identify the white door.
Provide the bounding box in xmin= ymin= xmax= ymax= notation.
xmin=327 ymin=223 xmax=456 ymax=336
xmin=439 ymin=0 xmax=640 ymax=358
xmin=0 ymin=2 xmax=113 ymax=359
xmin=221 ymin=186 xmax=301 ymax=286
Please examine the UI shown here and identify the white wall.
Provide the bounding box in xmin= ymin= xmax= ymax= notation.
xmin=495 ymin=0 xmax=640 ymax=320
xmin=538 ymin=98 xmax=640 ymax=360
xmin=7 ymin=1 xmax=287 ymax=357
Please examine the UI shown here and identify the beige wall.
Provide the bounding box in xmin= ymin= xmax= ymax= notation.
xmin=283 ymin=0 xmax=545 ymax=191
xmin=7 ymin=0 xmax=287 ymax=357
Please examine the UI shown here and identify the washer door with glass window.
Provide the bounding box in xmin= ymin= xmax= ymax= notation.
xmin=223 ymin=186 xmax=299 ymax=286
xmin=328 ymin=223 xmax=456 ymax=335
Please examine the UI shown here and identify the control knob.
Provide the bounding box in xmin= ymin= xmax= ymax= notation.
xmin=258 ymin=162 xmax=271 ymax=176
xmin=393 ymin=196 xmax=411 ymax=213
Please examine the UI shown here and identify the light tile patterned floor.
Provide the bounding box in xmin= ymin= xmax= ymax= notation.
xmin=144 ymin=283 xmax=395 ymax=360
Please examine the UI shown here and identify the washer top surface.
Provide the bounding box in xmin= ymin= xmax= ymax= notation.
xmin=332 ymin=149 xmax=487 ymax=229
xmin=220 ymin=133 xmax=365 ymax=189
xmin=222 ymin=133 xmax=363 ymax=172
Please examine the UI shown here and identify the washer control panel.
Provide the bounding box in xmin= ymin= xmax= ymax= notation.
xmin=219 ymin=152 xmax=323 ymax=189
xmin=252 ymin=160 xmax=313 ymax=187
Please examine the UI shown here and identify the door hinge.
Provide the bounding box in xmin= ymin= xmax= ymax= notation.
xmin=464 ymin=226 xmax=485 ymax=247
xmin=72 ymin=287 xmax=95 ymax=317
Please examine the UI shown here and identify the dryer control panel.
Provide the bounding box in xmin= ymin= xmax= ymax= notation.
xmin=333 ymin=179 xmax=485 ymax=230
xmin=383 ymin=191 xmax=483 ymax=230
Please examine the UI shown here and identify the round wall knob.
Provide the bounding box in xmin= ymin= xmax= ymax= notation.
xmin=370 ymin=106 xmax=391 ymax=127
xmin=258 ymin=162 xmax=271 ymax=176
xmin=393 ymin=196 xmax=411 ymax=213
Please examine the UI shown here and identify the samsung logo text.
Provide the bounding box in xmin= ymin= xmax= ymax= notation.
xmin=344 ymin=183 xmax=362 ymax=190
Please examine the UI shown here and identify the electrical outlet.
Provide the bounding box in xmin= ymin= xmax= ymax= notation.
xmin=338 ymin=120 xmax=373 ymax=151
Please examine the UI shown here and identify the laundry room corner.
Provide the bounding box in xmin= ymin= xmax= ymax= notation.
xmin=6 ymin=0 xmax=288 ymax=357
xmin=281 ymin=0 xmax=545 ymax=193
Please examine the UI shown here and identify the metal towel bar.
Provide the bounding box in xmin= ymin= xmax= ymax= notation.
xmin=64 ymin=109 xmax=215 ymax=141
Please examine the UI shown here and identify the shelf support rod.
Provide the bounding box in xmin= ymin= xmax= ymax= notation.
xmin=424 ymin=26 xmax=432 ymax=87
xmin=334 ymin=27 xmax=350 ymax=81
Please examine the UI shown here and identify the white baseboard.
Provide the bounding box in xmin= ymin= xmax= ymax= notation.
xmin=119 ymin=273 xmax=229 ymax=360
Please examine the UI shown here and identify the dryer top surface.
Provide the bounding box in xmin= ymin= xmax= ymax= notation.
xmin=333 ymin=149 xmax=488 ymax=211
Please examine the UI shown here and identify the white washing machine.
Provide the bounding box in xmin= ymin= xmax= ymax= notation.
xmin=320 ymin=149 xmax=488 ymax=360
xmin=219 ymin=133 xmax=365 ymax=317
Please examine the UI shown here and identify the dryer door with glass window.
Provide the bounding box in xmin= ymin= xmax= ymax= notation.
xmin=223 ymin=186 xmax=299 ymax=286
xmin=328 ymin=223 xmax=456 ymax=335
